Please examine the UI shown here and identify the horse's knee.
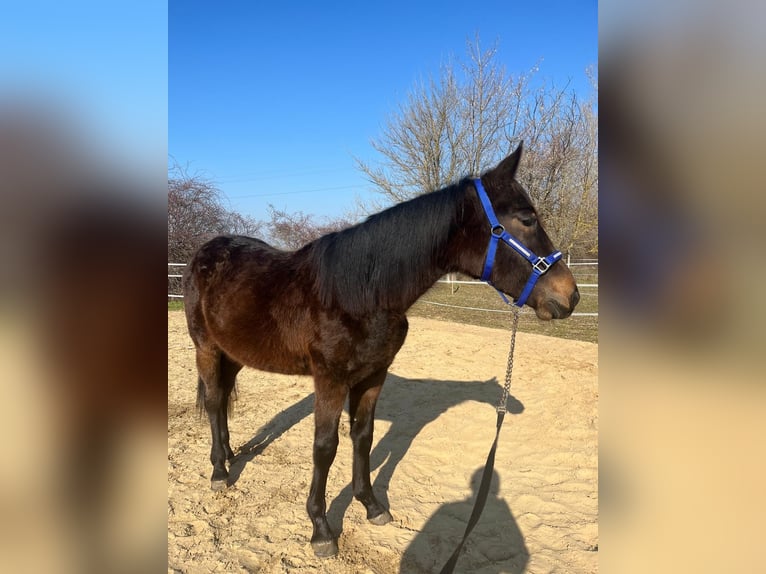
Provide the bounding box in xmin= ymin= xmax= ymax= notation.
xmin=312 ymin=432 xmax=339 ymax=465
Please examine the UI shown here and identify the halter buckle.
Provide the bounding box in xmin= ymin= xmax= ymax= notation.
xmin=490 ymin=224 xmax=505 ymax=237
xmin=532 ymin=257 xmax=552 ymax=274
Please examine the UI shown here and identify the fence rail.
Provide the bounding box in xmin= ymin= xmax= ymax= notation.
xmin=168 ymin=264 xmax=598 ymax=296
xmin=169 ymin=262 xmax=598 ymax=313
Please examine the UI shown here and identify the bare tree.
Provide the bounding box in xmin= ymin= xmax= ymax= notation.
xmin=356 ymin=37 xmax=598 ymax=256
xmin=515 ymin=72 xmax=598 ymax=256
xmin=265 ymin=205 xmax=354 ymax=250
xmin=459 ymin=38 xmax=517 ymax=175
xmin=356 ymin=68 xmax=461 ymax=202
xmin=167 ymin=159 xmax=354 ymax=262
xmin=167 ymin=163 xmax=263 ymax=263
xmin=356 ymin=39 xmax=518 ymax=201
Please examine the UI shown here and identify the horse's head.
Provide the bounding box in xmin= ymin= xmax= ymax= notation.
xmin=467 ymin=143 xmax=580 ymax=320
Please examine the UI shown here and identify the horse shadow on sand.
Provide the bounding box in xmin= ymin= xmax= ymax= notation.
xmin=224 ymin=374 xmax=527 ymax=568
xmin=326 ymin=375 xmax=524 ymax=528
xmin=226 ymin=392 xmax=316 ymax=485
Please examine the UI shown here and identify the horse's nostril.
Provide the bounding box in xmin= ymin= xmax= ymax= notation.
xmin=571 ymin=287 xmax=580 ymax=309
xmin=547 ymin=300 xmax=568 ymax=319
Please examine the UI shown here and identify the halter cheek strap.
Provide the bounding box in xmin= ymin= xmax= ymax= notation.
xmin=474 ymin=178 xmax=562 ymax=307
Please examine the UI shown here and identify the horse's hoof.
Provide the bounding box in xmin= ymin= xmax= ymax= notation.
xmin=368 ymin=510 xmax=393 ymax=526
xmin=311 ymin=539 xmax=339 ymax=558
xmin=210 ymin=479 xmax=228 ymax=491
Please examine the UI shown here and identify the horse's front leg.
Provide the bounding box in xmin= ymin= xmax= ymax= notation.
xmin=307 ymin=379 xmax=347 ymax=558
xmin=349 ymin=369 xmax=392 ymax=525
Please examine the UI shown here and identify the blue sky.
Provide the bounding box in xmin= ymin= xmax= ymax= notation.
xmin=170 ymin=1 xmax=597 ymax=222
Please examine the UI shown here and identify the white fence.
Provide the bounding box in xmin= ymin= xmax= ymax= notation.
xmin=167 ymin=263 xmax=185 ymax=298
xmin=169 ymin=260 xmax=598 ymax=318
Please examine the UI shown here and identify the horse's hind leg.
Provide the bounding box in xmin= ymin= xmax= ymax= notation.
xmin=219 ymin=354 xmax=242 ymax=462
xmin=196 ymin=346 xmax=240 ymax=490
xmin=349 ymin=368 xmax=392 ymax=525
xmin=306 ymin=377 xmax=348 ymax=558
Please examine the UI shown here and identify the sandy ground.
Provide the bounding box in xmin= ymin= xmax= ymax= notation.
xmin=168 ymin=311 xmax=598 ymax=573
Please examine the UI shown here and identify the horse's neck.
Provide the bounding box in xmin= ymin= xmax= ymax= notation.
xmin=307 ymin=184 xmax=480 ymax=316
xmin=392 ymin=189 xmax=478 ymax=311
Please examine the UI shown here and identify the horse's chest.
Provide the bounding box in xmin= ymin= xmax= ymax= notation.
xmin=313 ymin=313 xmax=408 ymax=378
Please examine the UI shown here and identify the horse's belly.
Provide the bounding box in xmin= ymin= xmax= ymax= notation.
xmin=209 ymin=312 xmax=312 ymax=376
xmin=239 ymin=346 xmax=312 ymax=376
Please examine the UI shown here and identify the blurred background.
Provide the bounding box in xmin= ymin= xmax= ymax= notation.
xmin=600 ymin=0 xmax=765 ymax=572
xmin=0 ymin=2 xmax=166 ymax=573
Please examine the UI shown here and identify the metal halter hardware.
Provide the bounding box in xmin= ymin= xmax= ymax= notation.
xmin=473 ymin=178 xmax=562 ymax=307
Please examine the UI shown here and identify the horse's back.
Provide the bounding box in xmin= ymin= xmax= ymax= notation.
xmin=185 ymin=234 xmax=289 ymax=291
xmin=187 ymin=234 xmax=284 ymax=274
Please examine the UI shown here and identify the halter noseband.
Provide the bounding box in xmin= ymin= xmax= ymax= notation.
xmin=473 ymin=178 xmax=562 ymax=307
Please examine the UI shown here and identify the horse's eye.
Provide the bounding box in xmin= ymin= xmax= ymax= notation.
xmin=518 ymin=211 xmax=537 ymax=227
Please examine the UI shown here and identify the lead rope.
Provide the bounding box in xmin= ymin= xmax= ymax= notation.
xmin=498 ymin=305 xmax=520 ymax=414
xmin=439 ymin=306 xmax=521 ymax=574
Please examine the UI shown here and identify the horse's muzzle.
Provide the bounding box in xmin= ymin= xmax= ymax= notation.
xmin=536 ymin=287 xmax=580 ymax=320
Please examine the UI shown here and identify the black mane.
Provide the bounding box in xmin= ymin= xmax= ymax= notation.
xmin=306 ymin=180 xmax=470 ymax=315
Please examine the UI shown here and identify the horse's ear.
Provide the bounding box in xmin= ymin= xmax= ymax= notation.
xmin=494 ymin=141 xmax=524 ymax=179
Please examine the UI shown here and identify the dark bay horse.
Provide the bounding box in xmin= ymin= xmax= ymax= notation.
xmin=182 ymin=143 xmax=579 ymax=557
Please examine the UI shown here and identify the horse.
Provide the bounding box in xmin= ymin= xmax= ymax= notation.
xmin=182 ymin=143 xmax=580 ymax=558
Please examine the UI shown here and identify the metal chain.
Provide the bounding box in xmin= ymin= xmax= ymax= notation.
xmin=497 ymin=306 xmax=521 ymax=414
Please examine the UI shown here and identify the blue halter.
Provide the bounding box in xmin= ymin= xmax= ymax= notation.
xmin=474 ymin=178 xmax=562 ymax=308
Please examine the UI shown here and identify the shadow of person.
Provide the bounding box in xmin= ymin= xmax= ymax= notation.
xmin=401 ymin=468 xmax=529 ymax=573
xmin=326 ymin=375 xmax=524 ymax=535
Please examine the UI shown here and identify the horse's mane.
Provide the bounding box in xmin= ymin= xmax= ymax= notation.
xmin=305 ymin=180 xmax=469 ymax=316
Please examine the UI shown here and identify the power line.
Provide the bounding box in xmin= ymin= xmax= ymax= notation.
xmin=227 ymin=184 xmax=360 ymax=199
